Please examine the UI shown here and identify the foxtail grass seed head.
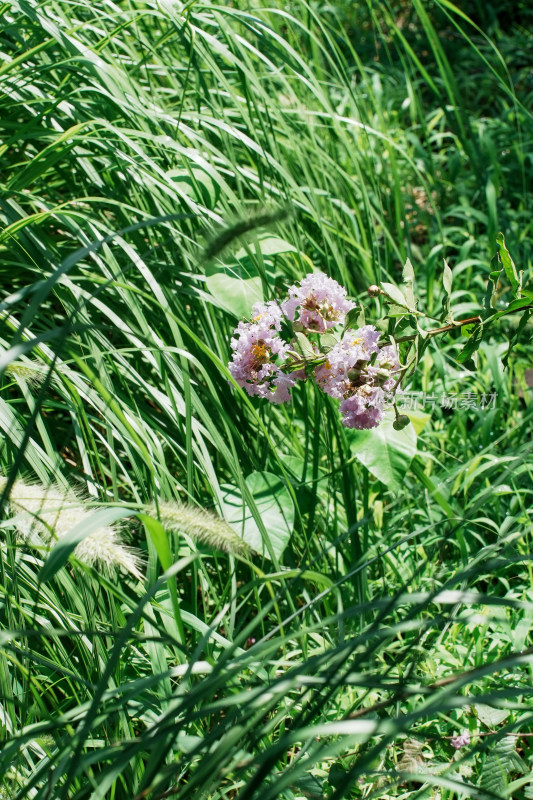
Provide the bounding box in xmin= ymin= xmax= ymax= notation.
xmin=0 ymin=478 xmax=143 ymax=580
xmin=153 ymin=501 xmax=250 ymax=556
xmin=4 ymin=360 xmax=48 ymax=388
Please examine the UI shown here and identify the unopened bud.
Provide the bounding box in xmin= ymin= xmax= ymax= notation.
xmin=374 ymin=368 xmax=391 ymax=387
xmin=347 ymin=368 xmax=360 ymax=382
xmin=368 ymin=285 xmax=381 ymax=297
xmin=393 ymin=414 xmax=410 ymax=431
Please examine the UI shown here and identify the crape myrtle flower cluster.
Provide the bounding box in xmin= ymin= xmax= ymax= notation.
xmin=228 ymin=272 xmax=403 ymax=430
xmin=451 ymin=732 xmax=471 ymax=749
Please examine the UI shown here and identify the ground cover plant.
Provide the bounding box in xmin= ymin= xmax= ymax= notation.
xmin=1 ymin=0 xmax=533 ymax=798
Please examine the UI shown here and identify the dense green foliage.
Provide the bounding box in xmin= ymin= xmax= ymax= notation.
xmin=0 ymin=0 xmax=532 ymax=798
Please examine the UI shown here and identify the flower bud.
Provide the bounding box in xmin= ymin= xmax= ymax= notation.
xmin=368 ymin=285 xmax=381 ymax=297
xmin=393 ymin=414 xmax=410 ymax=431
xmin=373 ymin=368 xmax=391 ymax=387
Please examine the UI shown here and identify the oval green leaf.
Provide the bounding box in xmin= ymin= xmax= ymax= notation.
xmin=349 ymin=410 xmax=417 ymax=489
xmin=220 ymin=471 xmax=295 ymax=561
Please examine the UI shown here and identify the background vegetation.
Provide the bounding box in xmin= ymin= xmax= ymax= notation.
xmin=0 ymin=0 xmax=532 ymax=798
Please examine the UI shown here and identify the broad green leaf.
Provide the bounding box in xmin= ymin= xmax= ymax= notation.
xmin=380 ymin=281 xmax=410 ymax=309
xmin=402 ymin=257 xmax=415 ymax=285
xmin=205 ymin=261 xmax=263 ymax=319
xmin=349 ymin=410 xmax=417 ymax=489
xmin=457 ymin=322 xmax=484 ymax=367
xmin=385 ymin=304 xmax=409 ymax=318
xmin=506 ymin=297 xmax=533 ymax=313
xmin=234 ymin=234 xmax=297 ymax=260
xmin=220 ymin=471 xmax=295 ymax=560
xmin=345 ymin=306 xmax=364 ymax=329
xmin=480 ymin=735 xmax=526 ymax=799
xmin=206 ymin=235 xmax=298 ymax=318
xmin=405 ymin=408 xmax=431 ymax=435
xmin=477 ymin=298 xmax=532 ymax=330
xmin=476 ymin=704 xmax=510 ymax=727
xmin=320 ymin=332 xmax=339 ymax=353
xmin=292 ymin=331 xmax=316 ymax=358
xmin=168 ymin=166 xmax=220 ymax=209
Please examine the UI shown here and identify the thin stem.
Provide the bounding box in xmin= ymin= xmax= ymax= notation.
xmin=391 ymin=314 xmax=483 ymax=344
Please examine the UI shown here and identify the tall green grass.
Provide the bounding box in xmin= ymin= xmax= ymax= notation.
xmin=1 ymin=0 xmax=532 ymax=797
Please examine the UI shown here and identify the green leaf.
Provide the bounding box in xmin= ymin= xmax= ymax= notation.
xmin=402 ymin=257 xmax=415 ymax=285
xmin=402 ymin=258 xmax=417 ymax=311
xmin=405 ymin=408 xmax=431 ymax=435
xmin=480 ymin=735 xmax=525 ymax=799
xmin=220 ymin=471 xmax=295 ymax=560
xmin=168 ymin=166 xmax=220 ymax=209
xmin=380 ymin=281 xmax=410 ymax=309
xmin=503 ymin=308 xmax=531 ymax=369
xmin=457 ymin=323 xmax=484 ymax=367
xmin=140 ymin=513 xmax=184 ymax=642
xmin=496 ymin=231 xmax=521 ymax=297
xmin=349 ymin=410 xmax=417 ymax=489
xmin=234 ymin=235 xmax=297 ymax=260
xmin=345 ymin=306 xmax=364 ymax=330
xmin=476 ymin=704 xmax=510 ymax=728
xmin=292 ymin=332 xmax=316 ymax=358
xmin=506 ymin=297 xmax=533 ymax=313
xmin=485 ymin=249 xmax=503 ymax=311
xmin=320 ymin=332 xmax=339 ymax=353
xmin=139 ymin=513 xmax=172 ymax=572
xmin=206 ymin=235 xmax=298 ymax=318
xmin=290 ymin=773 xmax=324 ymax=798
xmin=441 ymin=260 xmax=453 ymax=323
xmin=205 ymin=260 xmax=263 ymax=319
xmin=328 ymin=764 xmax=350 ymax=789
xmin=386 ymin=304 xmax=409 ymax=318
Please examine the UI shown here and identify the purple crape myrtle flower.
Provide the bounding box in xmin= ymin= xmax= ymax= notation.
xmin=315 ymin=326 xmax=401 ymax=429
xmin=315 ymin=325 xmax=381 ymax=398
xmin=248 ymin=300 xmax=284 ymax=331
xmin=228 ymin=301 xmax=298 ymax=404
xmin=451 ymin=732 xmax=470 ymax=749
xmin=282 ymin=272 xmax=356 ymax=333
xmin=363 ymin=345 xmax=402 ymax=393
xmin=340 ymin=386 xmax=387 ymax=429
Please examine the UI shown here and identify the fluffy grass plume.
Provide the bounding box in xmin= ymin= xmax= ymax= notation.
xmin=4 ymin=360 xmax=49 ymax=387
xmin=0 ymin=478 xmax=143 ymax=580
xmin=153 ymin=501 xmax=251 ymax=557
